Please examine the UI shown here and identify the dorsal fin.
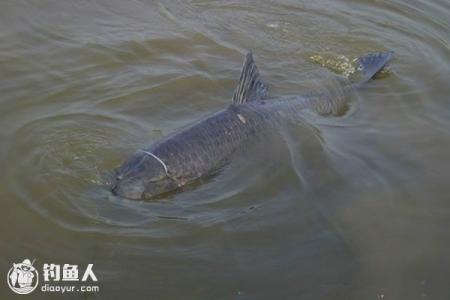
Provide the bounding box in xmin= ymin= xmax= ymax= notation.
xmin=232 ymin=52 xmax=268 ymax=104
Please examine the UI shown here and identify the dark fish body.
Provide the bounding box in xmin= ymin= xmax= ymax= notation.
xmin=112 ymin=51 xmax=393 ymax=199
xmin=148 ymin=103 xmax=272 ymax=185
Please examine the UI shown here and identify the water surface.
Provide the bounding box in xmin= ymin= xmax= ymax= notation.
xmin=1 ymin=0 xmax=449 ymax=299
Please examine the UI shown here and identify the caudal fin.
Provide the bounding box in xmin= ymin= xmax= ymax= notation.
xmin=354 ymin=51 xmax=394 ymax=86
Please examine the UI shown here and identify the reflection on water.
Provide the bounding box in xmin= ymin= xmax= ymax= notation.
xmin=1 ymin=0 xmax=450 ymax=299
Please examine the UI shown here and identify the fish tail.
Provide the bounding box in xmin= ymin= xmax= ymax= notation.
xmin=354 ymin=51 xmax=394 ymax=86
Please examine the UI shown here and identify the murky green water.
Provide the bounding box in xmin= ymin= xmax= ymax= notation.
xmin=1 ymin=0 xmax=449 ymax=299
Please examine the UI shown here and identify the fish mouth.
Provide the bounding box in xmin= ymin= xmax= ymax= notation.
xmin=110 ymin=184 xmax=119 ymax=196
xmin=112 ymin=187 xmax=144 ymax=200
xmin=106 ymin=167 xmax=142 ymax=200
xmin=111 ymin=182 xmax=145 ymax=200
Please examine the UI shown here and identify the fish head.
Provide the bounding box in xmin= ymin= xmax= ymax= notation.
xmin=112 ymin=153 xmax=178 ymax=200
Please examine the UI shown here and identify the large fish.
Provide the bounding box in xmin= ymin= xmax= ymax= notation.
xmin=111 ymin=51 xmax=393 ymax=199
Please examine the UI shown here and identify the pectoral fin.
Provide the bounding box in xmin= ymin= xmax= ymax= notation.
xmin=232 ymin=52 xmax=268 ymax=104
